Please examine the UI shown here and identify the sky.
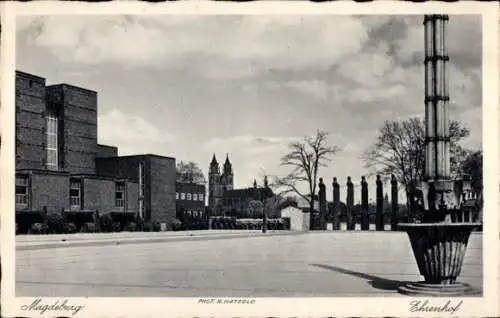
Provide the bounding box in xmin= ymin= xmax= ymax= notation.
xmin=16 ymin=15 xmax=482 ymax=202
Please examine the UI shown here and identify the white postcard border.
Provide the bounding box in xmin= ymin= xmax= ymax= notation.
xmin=1 ymin=2 xmax=499 ymax=317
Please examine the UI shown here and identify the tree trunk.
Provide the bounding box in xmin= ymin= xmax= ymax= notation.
xmin=262 ymin=210 xmax=267 ymax=233
xmin=309 ymin=200 xmax=314 ymax=230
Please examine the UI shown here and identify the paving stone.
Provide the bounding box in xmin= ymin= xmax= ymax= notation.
xmin=16 ymin=232 xmax=482 ymax=297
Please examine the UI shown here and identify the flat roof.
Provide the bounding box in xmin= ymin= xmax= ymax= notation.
xmin=46 ymin=83 xmax=97 ymax=95
xmin=97 ymin=144 xmax=118 ymax=149
xmin=16 ymin=169 xmax=70 ymax=176
xmin=70 ymin=173 xmax=136 ymax=183
xmin=15 ymin=70 xmax=46 ymax=82
xmin=96 ymin=154 xmax=176 ymax=161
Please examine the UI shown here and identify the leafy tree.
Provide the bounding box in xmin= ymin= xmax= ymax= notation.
xmin=362 ymin=117 xmax=470 ymax=206
xmin=460 ymin=150 xmax=483 ymax=194
xmin=247 ymin=200 xmax=264 ymax=218
xmin=176 ymin=161 xmax=206 ymax=184
xmin=274 ymin=130 xmax=341 ymax=230
xmin=264 ymin=196 xmax=280 ymax=219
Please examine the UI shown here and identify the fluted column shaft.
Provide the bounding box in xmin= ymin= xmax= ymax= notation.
xmin=424 ymin=14 xmax=450 ymax=180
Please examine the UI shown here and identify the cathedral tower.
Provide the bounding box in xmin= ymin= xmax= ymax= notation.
xmin=208 ymin=154 xmax=221 ymax=208
xmin=221 ymin=154 xmax=234 ymax=192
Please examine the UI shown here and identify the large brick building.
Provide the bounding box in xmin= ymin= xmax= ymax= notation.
xmin=15 ymin=71 xmax=176 ymax=231
xmin=175 ymin=182 xmax=206 ymax=220
xmin=96 ymin=154 xmax=176 ymax=223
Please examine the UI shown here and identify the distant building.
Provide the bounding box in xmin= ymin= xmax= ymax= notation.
xmin=208 ymin=154 xmax=275 ymax=217
xmin=175 ymin=182 xmax=206 ymax=220
xmin=281 ymin=206 xmax=309 ymax=231
xmin=15 ymin=71 xmax=176 ymax=232
xmin=220 ymin=177 xmax=274 ymax=218
xmin=95 ymin=154 xmax=176 ymax=223
xmin=208 ymin=154 xmax=234 ymax=209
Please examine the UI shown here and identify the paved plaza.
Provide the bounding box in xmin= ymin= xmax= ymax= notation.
xmin=16 ymin=231 xmax=483 ymax=297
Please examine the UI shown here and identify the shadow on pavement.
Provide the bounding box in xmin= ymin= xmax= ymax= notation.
xmin=310 ymin=263 xmax=409 ymax=291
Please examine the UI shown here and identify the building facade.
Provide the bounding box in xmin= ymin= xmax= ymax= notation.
xmin=15 ymin=71 xmax=176 ymax=231
xmin=175 ymin=182 xmax=206 ymax=220
xmin=96 ymin=155 xmax=176 ymax=223
xmin=220 ymin=178 xmax=274 ymax=218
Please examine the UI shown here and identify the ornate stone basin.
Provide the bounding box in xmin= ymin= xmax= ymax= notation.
xmin=397 ymin=222 xmax=481 ymax=296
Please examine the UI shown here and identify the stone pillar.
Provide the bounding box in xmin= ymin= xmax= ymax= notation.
xmin=319 ymin=177 xmax=326 ymax=230
xmin=376 ymin=175 xmax=384 ymax=231
xmin=361 ymin=176 xmax=369 ymax=230
xmin=391 ymin=174 xmax=398 ymax=231
xmin=346 ymin=176 xmax=354 ymax=230
xmin=424 ymin=14 xmax=451 ymax=181
xmin=332 ymin=177 xmax=340 ymax=230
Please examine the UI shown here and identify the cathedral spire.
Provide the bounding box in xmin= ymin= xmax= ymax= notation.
xmin=223 ymin=153 xmax=232 ymax=175
xmin=209 ymin=153 xmax=219 ymax=174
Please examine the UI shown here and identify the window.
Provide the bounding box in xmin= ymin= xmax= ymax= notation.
xmin=199 ymin=193 xmax=204 ymax=201
xmin=193 ymin=193 xmax=198 ymax=201
xmin=176 ymin=192 xmax=179 ymax=200
xmin=193 ymin=211 xmax=198 ymax=217
xmin=187 ymin=193 xmax=192 ymax=200
xmin=15 ymin=175 xmax=28 ymax=206
xmin=115 ymin=182 xmax=125 ymax=207
xmin=139 ymin=200 xmax=144 ymax=219
xmin=181 ymin=193 xmax=185 ymax=200
xmin=138 ymin=162 xmax=145 ymax=218
xmin=46 ymin=113 xmax=58 ymax=171
xmin=138 ymin=162 xmax=145 ymax=197
xmin=69 ymin=180 xmax=81 ymax=208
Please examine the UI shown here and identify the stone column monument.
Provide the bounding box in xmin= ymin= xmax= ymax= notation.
xmin=361 ymin=176 xmax=369 ymax=230
xmin=332 ymin=177 xmax=340 ymax=230
xmin=375 ymin=175 xmax=384 ymax=231
xmin=318 ymin=177 xmax=327 ymax=230
xmin=397 ymin=15 xmax=482 ymax=296
xmin=390 ymin=174 xmax=398 ymax=231
xmin=346 ymin=177 xmax=354 ymax=230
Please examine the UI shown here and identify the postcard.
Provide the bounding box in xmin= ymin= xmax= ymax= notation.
xmin=1 ymin=1 xmax=498 ymax=317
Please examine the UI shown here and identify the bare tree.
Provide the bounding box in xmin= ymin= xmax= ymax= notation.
xmin=362 ymin=117 xmax=470 ymax=207
xmin=274 ymin=130 xmax=341 ymax=229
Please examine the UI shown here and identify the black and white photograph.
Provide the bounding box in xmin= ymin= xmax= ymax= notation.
xmin=1 ymin=2 xmax=498 ymax=318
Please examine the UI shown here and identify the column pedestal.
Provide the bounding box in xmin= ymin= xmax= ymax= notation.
xmin=397 ymin=222 xmax=481 ymax=296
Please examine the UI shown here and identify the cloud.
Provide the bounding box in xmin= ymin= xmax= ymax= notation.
xmin=98 ymin=108 xmax=176 ymax=155
xmin=18 ymin=15 xmax=369 ymax=76
xmin=203 ymin=135 xmax=302 ymax=186
xmin=336 ymin=43 xmax=394 ymax=88
xmin=204 ymin=135 xmax=299 ymax=158
xmin=395 ymin=15 xmax=481 ymax=70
